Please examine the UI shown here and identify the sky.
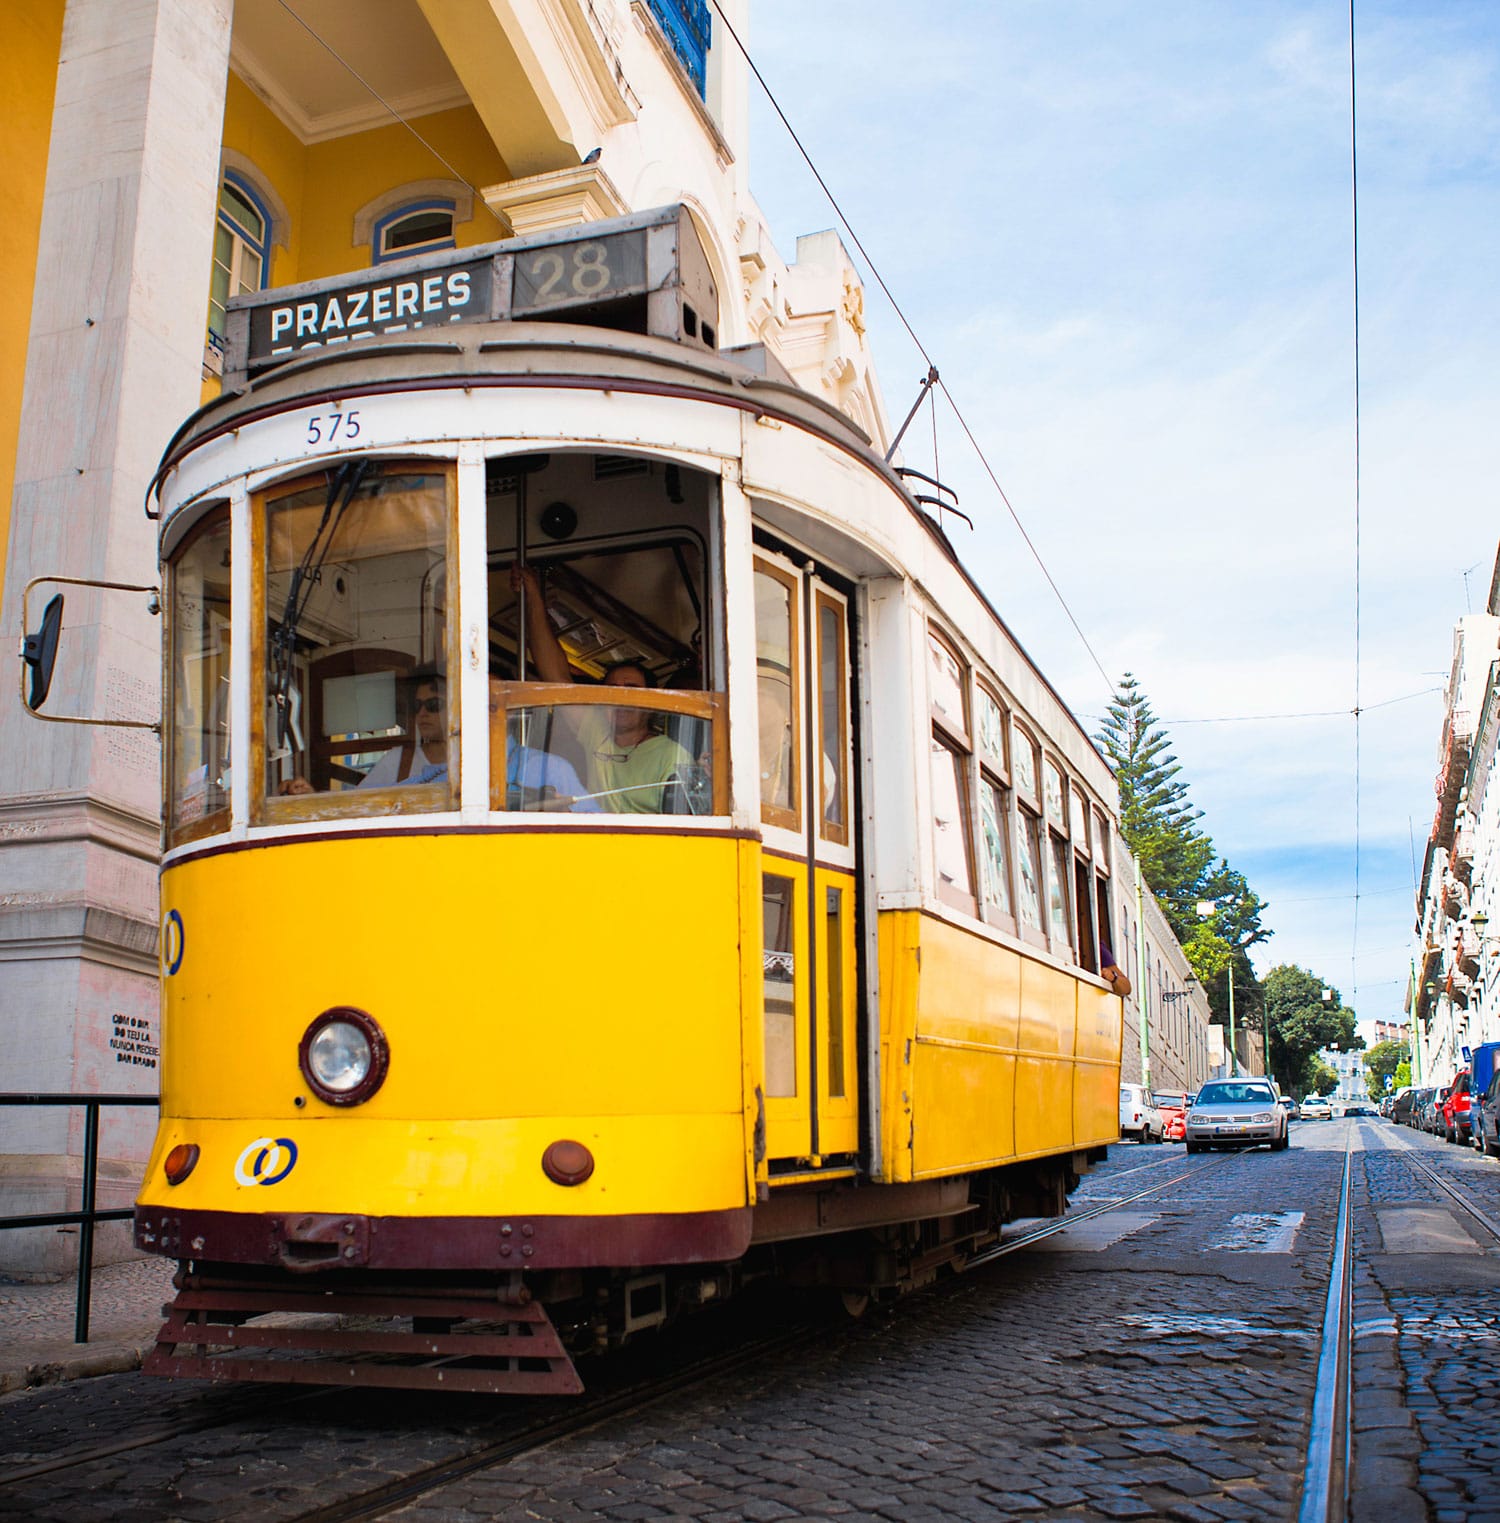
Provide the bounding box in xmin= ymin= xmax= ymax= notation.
xmin=739 ymin=0 xmax=1500 ymax=1021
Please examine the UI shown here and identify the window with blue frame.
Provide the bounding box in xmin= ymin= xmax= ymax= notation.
xmin=373 ymin=202 xmax=456 ymax=264
xmin=208 ymin=174 xmax=271 ymax=351
xmin=646 ymin=0 xmax=711 ymax=97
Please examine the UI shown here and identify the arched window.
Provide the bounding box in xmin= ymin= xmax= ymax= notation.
xmin=373 ymin=202 xmax=455 ymax=263
xmin=208 ymin=174 xmax=271 ymax=350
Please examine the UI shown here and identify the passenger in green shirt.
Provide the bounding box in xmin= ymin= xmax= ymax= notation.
xmin=513 ymin=565 xmax=692 ymax=814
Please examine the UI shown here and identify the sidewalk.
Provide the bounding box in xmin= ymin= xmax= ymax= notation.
xmin=0 ymin=1256 xmax=174 ymax=1396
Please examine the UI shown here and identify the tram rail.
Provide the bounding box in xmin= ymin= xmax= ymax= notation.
xmin=1296 ymin=1116 xmax=1500 ymax=1523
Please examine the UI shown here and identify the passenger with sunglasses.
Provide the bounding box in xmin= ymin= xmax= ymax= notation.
xmin=359 ymin=673 xmax=450 ymax=788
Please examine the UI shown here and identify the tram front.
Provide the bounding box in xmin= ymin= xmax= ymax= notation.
xmin=130 ymin=211 xmax=778 ymax=1392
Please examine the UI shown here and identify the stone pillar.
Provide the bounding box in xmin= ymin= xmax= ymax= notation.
xmin=0 ymin=0 xmax=233 ymax=1275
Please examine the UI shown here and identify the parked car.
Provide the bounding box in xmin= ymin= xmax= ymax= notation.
xmin=1277 ymin=1095 xmax=1301 ymax=1122
xmin=1184 ymin=1078 xmax=1289 ymax=1153
xmin=1470 ymin=1043 xmax=1500 ymax=1152
xmin=1441 ymin=1069 xmax=1473 ymax=1144
xmin=1474 ymin=1072 xmax=1500 ymax=1159
xmin=1391 ymin=1087 xmax=1419 ymax=1125
xmin=1301 ymin=1096 xmax=1333 ymax=1120
xmin=1120 ymin=1084 xmax=1164 ymax=1144
xmin=1154 ymin=1091 xmax=1191 ymax=1141
xmin=1419 ymin=1089 xmax=1444 ymax=1133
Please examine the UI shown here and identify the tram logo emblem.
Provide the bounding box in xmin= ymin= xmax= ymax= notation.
xmin=161 ymin=909 xmax=184 ymax=976
xmin=234 ymin=1137 xmax=299 ymax=1187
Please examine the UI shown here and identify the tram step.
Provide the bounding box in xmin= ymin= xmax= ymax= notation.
xmin=143 ymin=1283 xmax=584 ymax=1395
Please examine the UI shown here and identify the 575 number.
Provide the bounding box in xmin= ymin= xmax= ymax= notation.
xmin=305 ymin=409 xmax=361 ymax=445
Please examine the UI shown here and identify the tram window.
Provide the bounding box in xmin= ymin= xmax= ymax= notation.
xmin=1013 ymin=724 xmax=1039 ymax=808
xmin=928 ymin=629 xmax=968 ymax=737
xmin=486 ymin=453 xmax=722 ymax=817
xmin=1015 ymin=806 xmax=1044 ymax=933
xmin=167 ymin=509 xmax=232 ymax=846
xmin=1074 ymin=857 xmax=1098 ymax=973
xmin=1048 ymin=833 xmax=1072 ymax=953
xmin=1043 ymin=757 xmax=1067 ymax=830
xmin=816 ymin=594 xmax=849 ymax=843
xmin=978 ymin=688 xmax=1008 ymax=776
xmin=261 ymin=466 xmax=453 ymax=808
xmin=931 ymin=734 xmax=975 ymax=913
xmin=826 ymin=886 xmax=847 ymax=1099
xmin=493 ymin=695 xmax=716 ymax=815
xmin=755 ymin=563 xmax=800 ymax=829
xmin=979 ymin=775 xmax=1014 ymax=922
xmin=762 ymin=874 xmax=797 ymax=1098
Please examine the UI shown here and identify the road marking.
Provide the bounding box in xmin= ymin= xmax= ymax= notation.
xmin=1119 ymin=1312 xmax=1315 ymax=1340
xmin=1206 ymin=1211 xmax=1305 ymax=1252
xmin=1375 ymin=1206 xmax=1483 ymax=1254
xmin=1021 ymin=1210 xmax=1157 ymax=1251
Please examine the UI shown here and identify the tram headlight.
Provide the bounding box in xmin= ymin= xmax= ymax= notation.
xmin=299 ymin=1006 xmax=389 ymax=1107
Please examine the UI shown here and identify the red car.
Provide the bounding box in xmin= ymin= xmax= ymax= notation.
xmin=1442 ymin=1070 xmax=1472 ymax=1144
xmin=1154 ymin=1092 xmax=1191 ymax=1142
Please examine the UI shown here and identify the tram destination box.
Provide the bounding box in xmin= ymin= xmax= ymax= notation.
xmin=221 ymin=204 xmax=719 ymax=385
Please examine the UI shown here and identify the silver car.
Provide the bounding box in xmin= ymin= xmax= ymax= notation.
xmin=1184 ymin=1079 xmax=1290 ymax=1153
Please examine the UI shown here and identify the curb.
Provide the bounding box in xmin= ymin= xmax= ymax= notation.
xmin=0 ymin=1335 xmax=157 ymax=1397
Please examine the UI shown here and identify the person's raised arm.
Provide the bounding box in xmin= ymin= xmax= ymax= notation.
xmin=511 ymin=564 xmax=572 ymax=684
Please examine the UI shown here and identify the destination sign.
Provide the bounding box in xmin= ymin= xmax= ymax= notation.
xmin=246 ymin=259 xmax=492 ymax=366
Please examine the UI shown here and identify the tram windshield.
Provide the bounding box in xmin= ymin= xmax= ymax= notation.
xmin=261 ymin=465 xmax=453 ymax=809
xmin=486 ymin=451 xmax=723 ymax=816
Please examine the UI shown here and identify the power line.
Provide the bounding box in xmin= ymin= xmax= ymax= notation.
xmin=1349 ymin=0 xmax=1365 ymax=1014
xmin=707 ymin=0 xmax=1114 ymax=695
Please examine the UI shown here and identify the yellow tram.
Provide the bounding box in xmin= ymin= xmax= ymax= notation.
xmin=127 ymin=206 xmax=1124 ymax=1392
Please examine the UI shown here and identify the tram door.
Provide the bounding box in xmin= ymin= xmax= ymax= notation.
xmin=754 ymin=550 xmax=860 ymax=1168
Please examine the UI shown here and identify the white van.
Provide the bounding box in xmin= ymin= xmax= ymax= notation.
xmin=1119 ymin=1084 xmax=1164 ymax=1144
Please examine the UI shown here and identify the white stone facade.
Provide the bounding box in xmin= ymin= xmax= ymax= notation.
xmin=1411 ymin=578 xmax=1500 ymax=1092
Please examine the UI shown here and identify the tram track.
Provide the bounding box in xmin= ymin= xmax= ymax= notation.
xmin=0 ymin=1148 xmax=1218 ymax=1510
xmin=0 ymin=1316 xmax=819 ymax=1508
xmin=1296 ymin=1119 xmax=1500 ymax=1523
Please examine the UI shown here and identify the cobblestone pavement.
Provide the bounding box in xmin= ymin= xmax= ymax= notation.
xmin=1350 ymin=1120 xmax=1500 ymax=1523
xmin=0 ymin=1256 xmax=176 ymax=1394
xmin=1 ymin=1124 xmax=1497 ymax=1521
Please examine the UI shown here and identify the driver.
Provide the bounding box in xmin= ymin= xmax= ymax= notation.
xmin=511 ymin=564 xmax=691 ymax=813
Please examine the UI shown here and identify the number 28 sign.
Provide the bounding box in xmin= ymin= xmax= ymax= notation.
xmin=512 ymin=231 xmax=647 ymax=313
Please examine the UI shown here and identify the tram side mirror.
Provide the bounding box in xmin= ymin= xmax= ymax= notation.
xmin=18 ymin=575 xmax=161 ymax=730
xmin=21 ymin=593 xmax=63 ymax=711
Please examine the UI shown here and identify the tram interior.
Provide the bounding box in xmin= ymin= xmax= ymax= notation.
xmin=253 ymin=454 xmax=719 ymax=816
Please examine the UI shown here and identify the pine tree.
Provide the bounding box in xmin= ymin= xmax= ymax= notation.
xmin=1097 ymin=675 xmax=1269 ymax=1032
xmin=1096 ymin=673 xmax=1213 ymax=935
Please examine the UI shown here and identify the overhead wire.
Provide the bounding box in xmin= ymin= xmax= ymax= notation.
xmin=1349 ymin=0 xmax=1365 ymax=1009
xmin=706 ymin=0 xmax=1115 ymax=695
xmin=272 ymin=0 xmax=512 ymax=239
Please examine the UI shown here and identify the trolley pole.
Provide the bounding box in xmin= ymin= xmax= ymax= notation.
xmin=1135 ymin=871 xmax=1151 ymax=1094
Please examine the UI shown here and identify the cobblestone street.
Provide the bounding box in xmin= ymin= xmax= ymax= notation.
xmin=5 ymin=1120 xmax=1496 ymax=1520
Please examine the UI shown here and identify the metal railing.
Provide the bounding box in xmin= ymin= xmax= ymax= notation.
xmin=0 ymin=1092 xmax=159 ymax=1343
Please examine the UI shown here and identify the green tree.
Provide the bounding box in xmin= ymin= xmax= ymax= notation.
xmin=1363 ymin=1039 xmax=1410 ymax=1101
xmin=1097 ymin=674 xmax=1215 ymax=935
xmin=1307 ymin=1058 xmax=1339 ymax=1098
xmin=1263 ymin=964 xmax=1361 ymax=1096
